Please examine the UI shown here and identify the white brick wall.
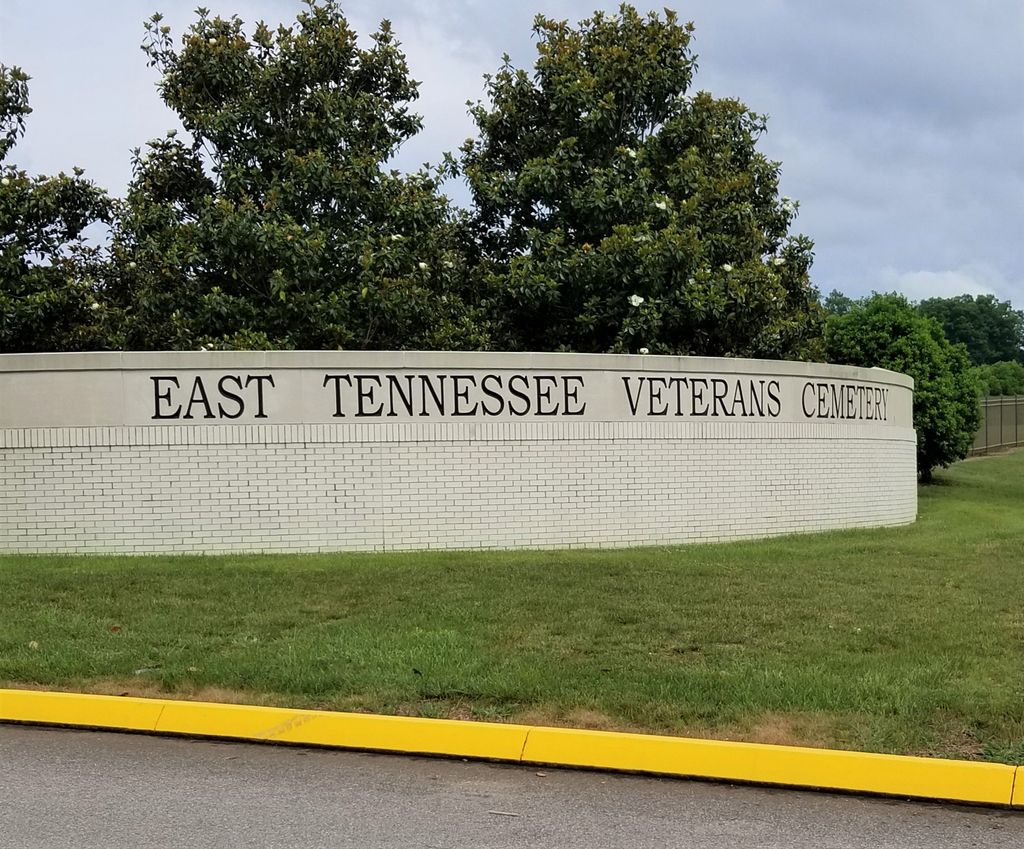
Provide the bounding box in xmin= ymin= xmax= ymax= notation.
xmin=0 ymin=352 xmax=918 ymax=554
xmin=0 ymin=419 xmax=917 ymax=554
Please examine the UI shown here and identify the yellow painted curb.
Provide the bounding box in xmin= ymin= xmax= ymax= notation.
xmin=0 ymin=689 xmax=1018 ymax=807
xmin=154 ymin=699 xmax=531 ymax=762
xmin=0 ymin=689 xmax=530 ymax=763
xmin=522 ymin=726 xmax=1016 ymax=807
xmin=0 ymin=688 xmax=165 ymax=732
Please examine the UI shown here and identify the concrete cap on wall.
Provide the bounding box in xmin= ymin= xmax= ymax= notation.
xmin=0 ymin=350 xmax=914 ymax=390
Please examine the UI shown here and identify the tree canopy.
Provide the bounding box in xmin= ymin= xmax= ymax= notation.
xmin=917 ymin=294 xmax=1024 ymax=366
xmin=822 ymin=289 xmax=856 ymax=316
xmin=0 ymin=65 xmax=111 ymax=352
xmin=105 ymin=1 xmax=490 ymax=351
xmin=461 ymin=5 xmax=823 ymax=358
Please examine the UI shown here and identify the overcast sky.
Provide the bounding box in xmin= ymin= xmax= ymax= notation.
xmin=1 ymin=0 xmax=1021 ymax=305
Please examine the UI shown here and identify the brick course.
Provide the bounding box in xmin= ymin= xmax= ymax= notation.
xmin=0 ymin=419 xmax=916 ymax=554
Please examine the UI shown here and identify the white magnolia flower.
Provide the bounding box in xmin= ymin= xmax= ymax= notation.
xmin=443 ymin=260 xmax=454 ymax=269
xmin=629 ymin=294 xmax=645 ymax=307
xmin=418 ymin=261 xmax=429 ymax=271
xmin=208 ymin=37 xmax=217 ymax=45
xmin=772 ymin=257 xmax=786 ymax=266
xmin=721 ymin=263 xmax=733 ymax=272
xmin=687 ymin=277 xmax=696 ymax=285
xmin=632 ymin=234 xmax=651 ymax=243
xmin=199 ymin=346 xmax=207 ymax=352
xmin=390 ymin=234 xmax=403 ymax=241
xmin=0 ymin=177 xmax=9 ymax=186
xmin=128 ymin=261 xmax=138 ymax=270
xmin=625 ymin=148 xmax=637 ymax=159
xmin=639 ymin=347 xmax=650 ymax=355
xmin=90 ymin=302 xmax=100 ymax=311
xmin=653 ymin=200 xmax=668 ymax=211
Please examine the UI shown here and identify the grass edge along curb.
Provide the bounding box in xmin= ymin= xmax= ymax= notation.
xmin=2 ymin=689 xmax=1021 ymax=807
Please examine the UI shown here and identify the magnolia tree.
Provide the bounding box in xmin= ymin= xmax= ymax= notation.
xmin=461 ymin=5 xmax=824 ymax=357
xmin=0 ymin=66 xmax=111 ymax=352
xmin=3 ymin=2 xmax=829 ymax=359
xmin=107 ymin=1 xmax=491 ymax=351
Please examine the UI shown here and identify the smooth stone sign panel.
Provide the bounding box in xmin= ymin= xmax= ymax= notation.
xmin=0 ymin=351 xmax=916 ymax=554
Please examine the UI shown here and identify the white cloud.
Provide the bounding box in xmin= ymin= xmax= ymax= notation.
xmin=877 ymin=264 xmax=1017 ymax=302
xmin=372 ymin=15 xmax=490 ymax=176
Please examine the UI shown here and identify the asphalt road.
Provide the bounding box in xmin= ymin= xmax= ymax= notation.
xmin=1 ymin=725 xmax=1021 ymax=848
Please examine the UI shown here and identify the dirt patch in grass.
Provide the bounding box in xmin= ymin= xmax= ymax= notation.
xmin=513 ymin=707 xmax=625 ymax=732
xmin=715 ymin=712 xmax=845 ymax=749
xmin=1 ymin=679 xmax=288 ymax=708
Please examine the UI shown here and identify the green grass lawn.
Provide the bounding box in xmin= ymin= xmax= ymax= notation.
xmin=2 ymin=450 xmax=1022 ymax=762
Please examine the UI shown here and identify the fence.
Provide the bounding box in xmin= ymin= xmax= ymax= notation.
xmin=970 ymin=395 xmax=1024 ymax=455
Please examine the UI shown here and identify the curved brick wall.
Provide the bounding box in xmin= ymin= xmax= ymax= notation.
xmin=0 ymin=351 xmax=916 ymax=553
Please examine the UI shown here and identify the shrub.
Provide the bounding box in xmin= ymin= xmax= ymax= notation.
xmin=826 ymin=293 xmax=980 ymax=482
xmin=973 ymin=360 xmax=1024 ymax=396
